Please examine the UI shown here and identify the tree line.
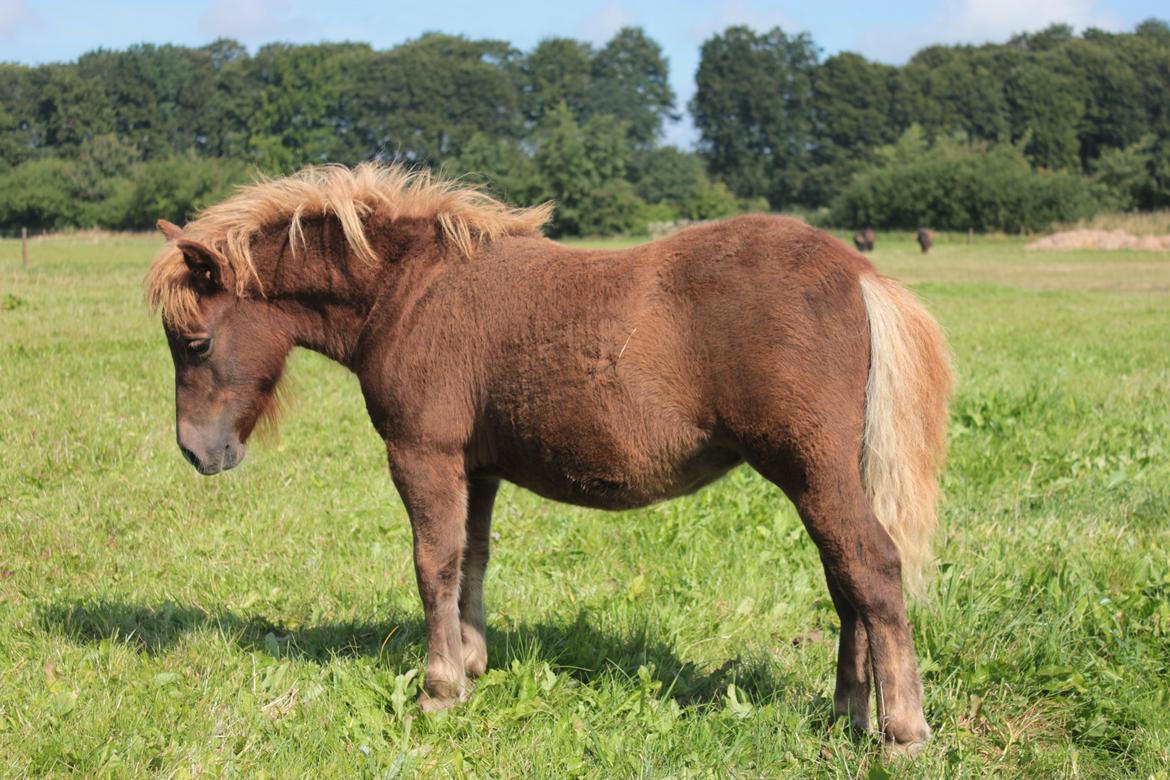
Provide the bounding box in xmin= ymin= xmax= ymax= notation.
xmin=1 ymin=20 xmax=1168 ymax=236
xmin=694 ymin=21 xmax=1170 ymax=230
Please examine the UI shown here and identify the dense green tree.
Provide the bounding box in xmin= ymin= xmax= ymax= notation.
xmin=203 ymin=38 xmax=249 ymax=70
xmin=1060 ymin=37 xmax=1147 ymax=167
xmin=59 ymin=45 xmax=219 ymax=161
xmin=71 ymin=134 xmax=141 ymax=201
xmin=516 ymin=38 xmax=594 ymax=128
xmin=626 ymin=146 xmax=736 ymax=220
xmin=111 ymin=154 xmax=251 ymax=227
xmin=3 ymin=20 xmax=1170 ymax=234
xmin=628 ymin=146 xmax=706 ymax=205
xmin=812 ymin=53 xmax=898 ymax=160
xmin=1113 ymin=31 xmax=1170 ymax=206
xmin=0 ymin=65 xmax=42 ymax=169
xmin=240 ymin=42 xmax=370 ymax=171
xmin=1009 ymin=23 xmax=1076 ymax=52
xmin=589 ymin=27 xmax=677 ymax=146
xmin=515 ymin=28 xmax=676 ymax=146
xmin=896 ymin=47 xmax=1012 ymax=144
xmin=342 ymin=34 xmax=521 ymax=165
xmin=691 ymin=26 xmax=819 ymax=207
xmin=807 ymin=52 xmax=900 ymax=204
xmin=1004 ymin=59 xmax=1083 ymax=170
xmin=195 ymin=39 xmax=271 ymax=160
xmin=534 ymin=103 xmax=642 ymax=236
xmin=447 ymin=132 xmax=545 ymax=206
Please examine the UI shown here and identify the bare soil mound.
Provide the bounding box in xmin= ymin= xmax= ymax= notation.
xmin=1027 ymin=229 xmax=1170 ymax=251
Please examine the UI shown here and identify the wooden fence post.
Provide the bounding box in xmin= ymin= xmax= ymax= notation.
xmin=21 ymin=227 xmax=28 ymax=270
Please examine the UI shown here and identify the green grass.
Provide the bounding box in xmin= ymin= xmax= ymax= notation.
xmin=1 ymin=232 xmax=1169 ymax=777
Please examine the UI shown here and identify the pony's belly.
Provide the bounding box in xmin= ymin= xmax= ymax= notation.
xmin=495 ymin=445 xmax=743 ymax=511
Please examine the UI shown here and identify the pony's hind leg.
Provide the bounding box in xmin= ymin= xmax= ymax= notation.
xmin=459 ymin=478 xmax=499 ymax=678
xmin=825 ymin=573 xmax=872 ymax=732
xmin=751 ymin=447 xmax=930 ymax=752
xmin=795 ymin=463 xmax=931 ymax=752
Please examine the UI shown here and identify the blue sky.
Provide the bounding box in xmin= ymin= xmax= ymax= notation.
xmin=1 ymin=0 xmax=1164 ymax=146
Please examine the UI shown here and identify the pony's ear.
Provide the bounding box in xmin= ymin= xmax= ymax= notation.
xmin=177 ymin=239 xmax=235 ymax=294
xmin=157 ymin=219 xmax=183 ymax=240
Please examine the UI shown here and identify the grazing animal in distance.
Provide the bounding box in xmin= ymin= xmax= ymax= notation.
xmin=917 ymin=228 xmax=934 ymax=254
xmin=146 ymin=163 xmax=952 ymax=754
xmin=853 ymin=228 xmax=875 ymax=252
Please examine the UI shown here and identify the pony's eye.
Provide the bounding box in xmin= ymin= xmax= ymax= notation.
xmin=186 ymin=338 xmax=211 ymax=357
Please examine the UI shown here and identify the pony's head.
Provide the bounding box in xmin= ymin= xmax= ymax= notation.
xmin=145 ymin=163 xmax=552 ymax=474
xmin=147 ymin=219 xmax=289 ymax=475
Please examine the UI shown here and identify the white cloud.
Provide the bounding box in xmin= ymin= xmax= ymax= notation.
xmin=201 ymin=0 xmax=315 ymax=42
xmin=687 ymin=1 xmax=804 ymax=44
xmin=856 ymin=0 xmax=1122 ymax=63
xmin=0 ymin=0 xmax=33 ymax=36
xmin=944 ymin=0 xmax=1119 ymax=41
xmin=578 ymin=3 xmax=637 ymax=45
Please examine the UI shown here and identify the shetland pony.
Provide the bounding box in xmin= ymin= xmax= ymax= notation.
xmin=146 ymin=164 xmax=952 ymax=752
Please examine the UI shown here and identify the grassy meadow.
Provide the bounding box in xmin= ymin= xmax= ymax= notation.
xmin=1 ymin=231 xmax=1168 ymax=777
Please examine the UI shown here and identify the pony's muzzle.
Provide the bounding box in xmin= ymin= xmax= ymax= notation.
xmin=177 ymin=425 xmax=245 ymax=475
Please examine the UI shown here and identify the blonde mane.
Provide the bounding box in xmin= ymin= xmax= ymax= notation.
xmin=146 ymin=162 xmax=553 ymax=329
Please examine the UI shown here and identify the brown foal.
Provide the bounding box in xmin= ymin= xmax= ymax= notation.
xmin=147 ymin=164 xmax=952 ymax=753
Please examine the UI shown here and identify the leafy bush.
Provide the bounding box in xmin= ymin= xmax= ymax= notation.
xmin=535 ymin=103 xmax=652 ymax=237
xmin=628 ymin=147 xmax=704 ymax=205
xmin=0 ymin=158 xmax=89 ymax=232
xmin=1091 ymin=135 xmax=1170 ymax=212
xmin=628 ymin=147 xmax=739 ymax=222
xmin=110 ymin=155 xmax=252 ymax=229
xmin=830 ymin=130 xmax=1102 ymax=232
xmin=578 ymin=180 xmax=651 ymax=236
xmin=0 ymin=154 xmax=252 ymax=233
xmin=445 ymin=133 xmax=546 ymax=208
xmin=678 ymin=180 xmax=738 ymax=220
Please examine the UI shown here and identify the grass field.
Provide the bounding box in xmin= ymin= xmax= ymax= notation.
xmin=1 ymin=231 xmax=1168 ymax=777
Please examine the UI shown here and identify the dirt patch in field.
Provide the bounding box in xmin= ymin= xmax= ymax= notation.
xmin=1027 ymin=229 xmax=1170 ymax=251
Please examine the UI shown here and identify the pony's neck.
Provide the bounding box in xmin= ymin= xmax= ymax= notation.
xmin=248 ymin=215 xmax=437 ymax=366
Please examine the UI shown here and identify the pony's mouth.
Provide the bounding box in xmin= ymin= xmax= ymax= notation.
xmin=180 ymin=442 xmax=245 ymax=475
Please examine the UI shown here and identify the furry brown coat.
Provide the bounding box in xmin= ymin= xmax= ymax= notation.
xmin=147 ymin=164 xmax=952 ymax=753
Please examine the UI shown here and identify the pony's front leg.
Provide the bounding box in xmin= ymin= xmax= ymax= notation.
xmin=388 ymin=447 xmax=470 ymax=711
xmin=459 ymin=478 xmax=499 ymax=679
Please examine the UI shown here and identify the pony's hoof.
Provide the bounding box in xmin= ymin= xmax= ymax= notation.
xmin=833 ymin=700 xmax=872 ymax=734
xmin=847 ymin=714 xmax=872 ymax=735
xmin=883 ymin=727 xmax=931 ymax=758
xmin=418 ymin=692 xmax=456 ymax=713
xmin=884 ymin=738 xmax=929 ymax=758
xmin=417 ymin=682 xmax=472 ymax=713
xmin=462 ymin=640 xmax=488 ymax=679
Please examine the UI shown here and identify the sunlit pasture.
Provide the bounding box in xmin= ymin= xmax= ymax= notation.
xmin=1 ymin=232 xmax=1168 ymax=777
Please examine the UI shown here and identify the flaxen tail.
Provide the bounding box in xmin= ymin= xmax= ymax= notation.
xmin=859 ymin=275 xmax=953 ymax=596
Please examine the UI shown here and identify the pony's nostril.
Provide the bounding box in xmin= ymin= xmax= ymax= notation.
xmin=180 ymin=444 xmax=200 ymax=468
xmin=222 ymin=442 xmax=244 ymax=470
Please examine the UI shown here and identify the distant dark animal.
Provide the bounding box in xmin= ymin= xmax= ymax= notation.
xmin=146 ymin=163 xmax=952 ymax=754
xmin=853 ymin=228 xmax=875 ymax=252
xmin=917 ymin=228 xmax=934 ymax=254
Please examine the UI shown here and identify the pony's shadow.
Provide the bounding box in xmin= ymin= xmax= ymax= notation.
xmin=37 ymin=599 xmax=823 ymax=711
